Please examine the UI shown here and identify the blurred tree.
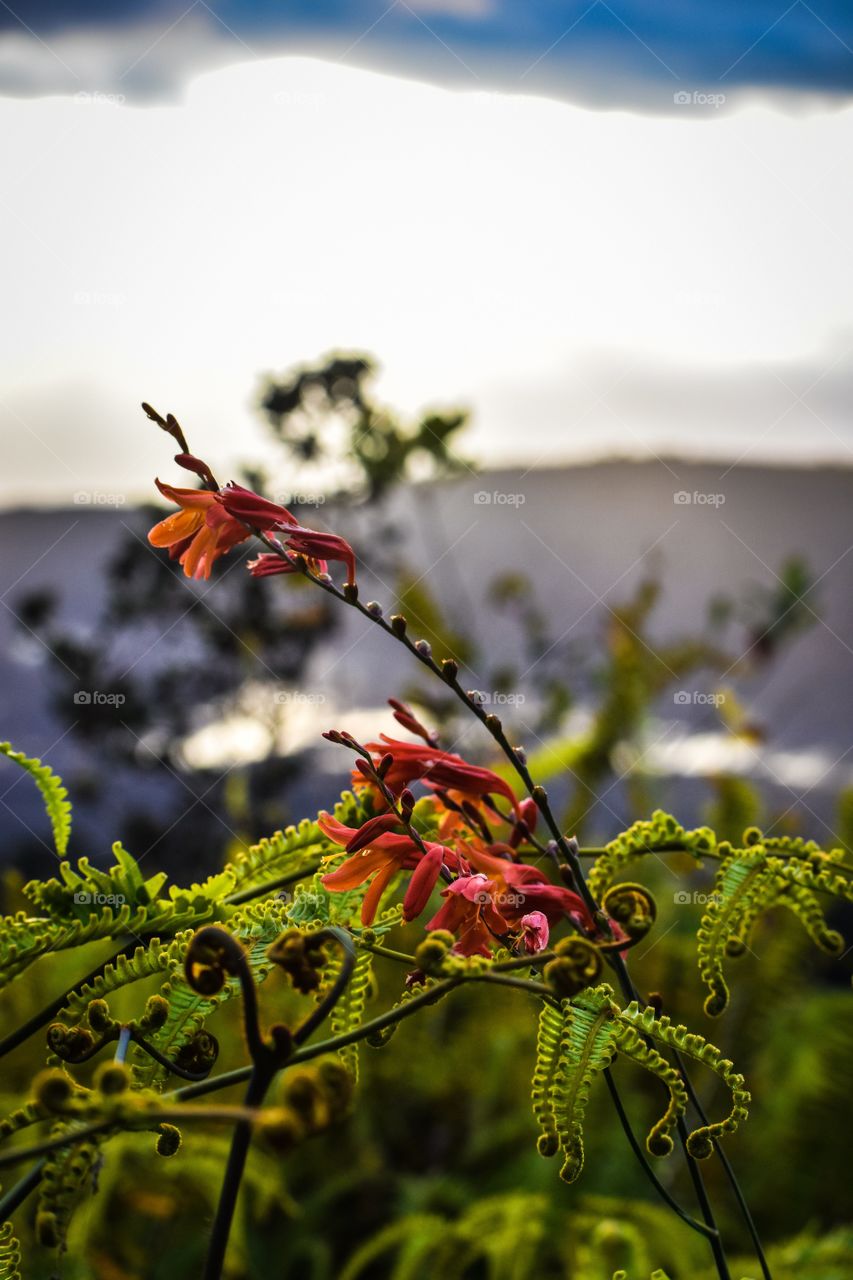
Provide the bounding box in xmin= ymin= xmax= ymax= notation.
xmin=11 ymin=353 xmax=470 ymax=870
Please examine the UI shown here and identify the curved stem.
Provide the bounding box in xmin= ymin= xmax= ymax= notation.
xmin=674 ymin=1047 xmax=771 ymax=1280
xmin=201 ymin=1065 xmax=273 ymax=1280
xmin=293 ymin=926 xmax=356 ymax=1046
xmin=0 ymin=1159 xmax=44 ymax=1218
xmin=602 ymin=1069 xmax=716 ymax=1241
xmin=0 ymin=938 xmax=138 ymax=1061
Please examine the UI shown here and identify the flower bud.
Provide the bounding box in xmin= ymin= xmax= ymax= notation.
xmin=94 ymin=1062 xmax=130 ymax=1096
xmin=414 ymin=936 xmax=451 ymax=975
xmin=34 ymin=1069 xmax=74 ymax=1112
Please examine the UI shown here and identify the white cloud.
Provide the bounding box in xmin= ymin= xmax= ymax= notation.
xmin=0 ymin=55 xmax=851 ymax=504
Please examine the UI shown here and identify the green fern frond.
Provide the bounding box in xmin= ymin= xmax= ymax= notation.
xmin=589 ymin=811 xmax=714 ymax=899
xmin=57 ymin=936 xmax=190 ymax=1026
xmin=776 ymin=882 xmax=844 ymax=956
xmin=227 ymin=790 xmax=364 ymax=895
xmin=546 ymin=986 xmax=621 ymax=1183
xmin=133 ymin=898 xmax=291 ymax=1086
xmin=0 ymin=1099 xmax=45 ymax=1142
xmin=698 ymin=848 xmax=850 ymax=1013
xmin=618 ymin=1003 xmax=750 ymax=1159
xmin=0 ymin=741 xmax=71 ymax=855
xmin=35 ymin=1129 xmax=101 ymax=1252
xmin=614 ymin=1025 xmax=688 ymax=1158
xmin=531 ymin=1002 xmax=564 ymax=1156
xmin=0 ymin=1221 xmax=21 ymax=1280
xmin=321 ymin=948 xmax=374 ymax=1081
xmin=696 ymin=849 xmax=776 ymax=1015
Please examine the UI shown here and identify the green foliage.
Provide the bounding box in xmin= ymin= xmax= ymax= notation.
xmin=531 ymin=986 xmax=749 ymax=1181
xmin=0 ymin=1222 xmax=21 ymax=1280
xmin=1 ymin=738 xmax=851 ymax=1279
xmin=0 ymin=741 xmax=71 ymax=856
xmin=697 ymin=842 xmax=849 ymax=1016
xmin=588 ymin=810 xmax=715 ymax=899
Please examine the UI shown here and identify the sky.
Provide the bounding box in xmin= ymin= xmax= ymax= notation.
xmin=1 ymin=1 xmax=852 ymax=503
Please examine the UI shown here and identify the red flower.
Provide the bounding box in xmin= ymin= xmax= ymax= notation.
xmin=247 ymin=551 xmax=326 ymax=578
xmin=519 ymin=911 xmax=550 ymax=953
xmin=426 ymin=874 xmax=509 ymax=957
xmin=217 ymin=485 xmax=357 ymax=586
xmin=464 ymin=842 xmax=594 ymax=932
xmin=359 ymin=736 xmax=521 ymax=815
xmin=215 ymin=483 xmax=299 ymax=529
xmin=284 ymin=527 xmax=356 ymax=587
xmin=147 ymin=480 xmax=250 ymax=580
xmin=318 ymin=812 xmax=451 ymax=925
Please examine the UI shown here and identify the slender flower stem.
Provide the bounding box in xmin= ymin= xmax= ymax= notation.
xmin=0 ymin=938 xmax=139 ymax=1061
xmin=0 ymin=1160 xmax=45 ymax=1219
xmin=602 ymin=1069 xmax=716 ymax=1241
xmin=0 ymin=1107 xmax=261 ymax=1171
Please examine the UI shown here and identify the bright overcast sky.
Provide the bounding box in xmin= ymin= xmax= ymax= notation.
xmin=1 ymin=54 xmax=852 ymax=504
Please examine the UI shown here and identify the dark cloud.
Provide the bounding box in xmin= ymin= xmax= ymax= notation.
xmin=1 ymin=0 xmax=852 ymax=106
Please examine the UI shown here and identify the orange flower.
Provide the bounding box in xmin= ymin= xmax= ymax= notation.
xmin=148 ymin=480 xmax=250 ymax=580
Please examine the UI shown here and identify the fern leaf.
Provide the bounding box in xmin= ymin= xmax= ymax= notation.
xmin=696 ymin=849 xmax=775 ymax=1015
xmin=615 ymin=1025 xmax=688 ymax=1157
xmin=228 ymin=791 xmax=364 ymax=895
xmin=133 ymin=899 xmax=291 ymax=1087
xmin=35 ymin=1129 xmax=101 ymax=1252
xmin=0 ymin=741 xmax=71 ymax=855
xmin=319 ymin=947 xmax=374 ymax=1081
xmin=531 ymin=1002 xmax=564 ymax=1156
xmin=589 ymin=811 xmax=713 ymax=900
xmin=0 ymin=1221 xmax=21 ymax=1280
xmin=619 ymin=1003 xmax=750 ymax=1158
xmin=547 ymin=986 xmax=620 ymax=1183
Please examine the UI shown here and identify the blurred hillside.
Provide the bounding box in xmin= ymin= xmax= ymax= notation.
xmin=1 ymin=456 xmax=852 ymax=870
